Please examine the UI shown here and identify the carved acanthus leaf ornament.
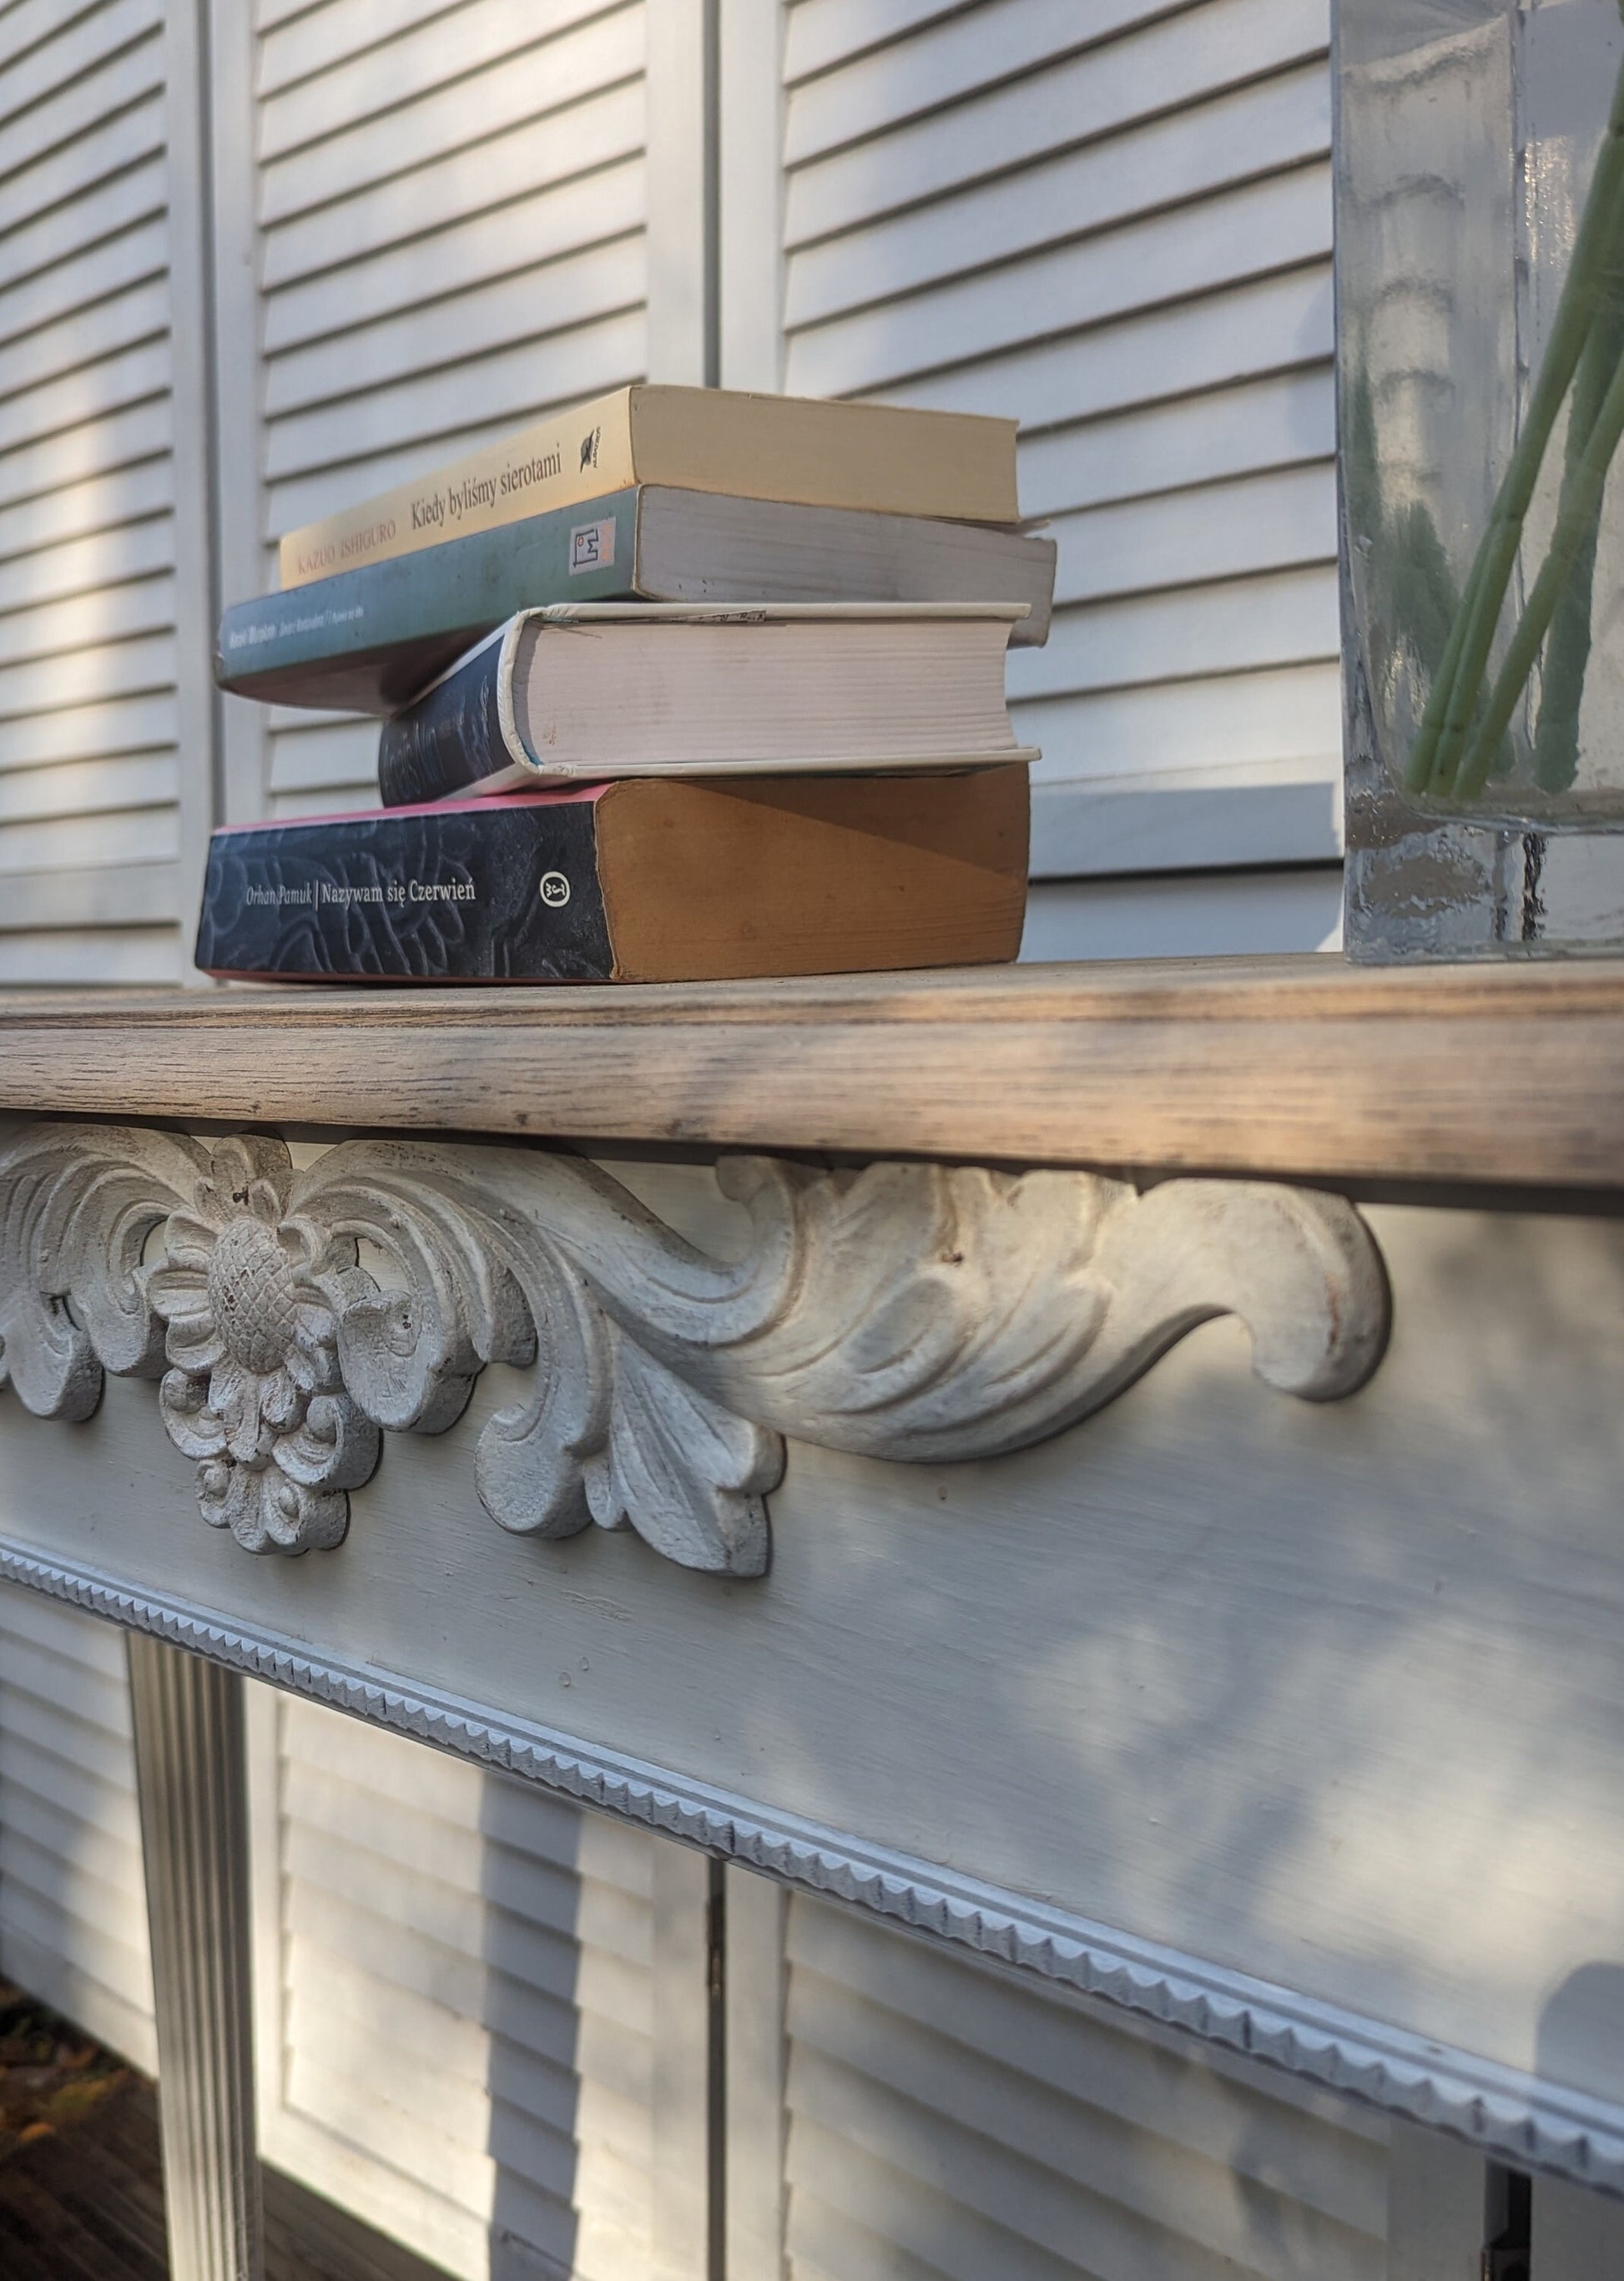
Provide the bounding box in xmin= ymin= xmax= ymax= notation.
xmin=0 ymin=1125 xmax=1388 ymax=1575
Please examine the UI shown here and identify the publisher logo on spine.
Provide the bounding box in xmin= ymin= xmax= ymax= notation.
xmin=539 ymin=871 xmax=571 ymax=907
xmin=568 ymin=518 xmax=614 ymax=574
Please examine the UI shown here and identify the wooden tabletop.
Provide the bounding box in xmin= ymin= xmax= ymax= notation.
xmin=1 ymin=956 xmax=1621 ymax=1188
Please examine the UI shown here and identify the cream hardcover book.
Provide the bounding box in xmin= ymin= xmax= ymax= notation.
xmin=375 ymin=603 xmax=1037 ymax=806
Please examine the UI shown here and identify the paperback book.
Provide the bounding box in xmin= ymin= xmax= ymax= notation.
xmin=216 ymin=486 xmax=1057 ymax=715
xmin=277 ymin=384 xmax=1021 ymax=590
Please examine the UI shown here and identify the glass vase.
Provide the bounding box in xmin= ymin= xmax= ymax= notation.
xmin=1339 ymin=0 xmax=1624 ymax=957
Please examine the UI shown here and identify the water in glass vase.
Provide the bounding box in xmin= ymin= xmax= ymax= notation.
xmin=1339 ymin=0 xmax=1624 ymax=956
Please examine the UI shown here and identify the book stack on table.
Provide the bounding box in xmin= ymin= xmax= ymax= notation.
xmin=200 ymin=386 xmax=1057 ymax=985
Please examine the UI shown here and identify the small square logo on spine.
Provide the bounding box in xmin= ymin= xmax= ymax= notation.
xmin=568 ymin=518 xmax=615 ymax=573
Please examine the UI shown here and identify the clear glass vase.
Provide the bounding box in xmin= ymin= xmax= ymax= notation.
xmin=1339 ymin=0 xmax=1624 ymax=957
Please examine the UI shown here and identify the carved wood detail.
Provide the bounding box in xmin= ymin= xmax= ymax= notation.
xmin=0 ymin=1124 xmax=1389 ymax=1575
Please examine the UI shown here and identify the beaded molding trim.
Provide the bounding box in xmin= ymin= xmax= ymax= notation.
xmin=4 ymin=1538 xmax=1621 ymax=2200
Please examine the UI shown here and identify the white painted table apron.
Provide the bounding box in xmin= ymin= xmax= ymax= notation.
xmin=1 ymin=964 xmax=1621 ymax=2279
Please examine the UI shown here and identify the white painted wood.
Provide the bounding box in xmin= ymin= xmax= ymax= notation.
xmin=1531 ymin=2173 xmax=1624 ymax=2275
xmin=127 ymin=1631 xmax=263 ymax=2281
xmin=783 ymin=1895 xmax=1387 ymax=2281
xmin=1031 ymin=776 xmax=1341 ymax=881
xmin=647 ymin=0 xmax=715 ymax=386
xmin=0 ymin=0 xmax=187 ymax=973
xmin=1020 ymin=662 xmax=1343 ymax=789
xmin=206 ymin=0 xmax=268 ymax=829
xmin=0 ymin=1582 xmax=155 ymax=2070
xmin=0 ymin=1122 xmax=1384 ymax=1571
xmin=229 ymin=0 xmax=651 ymax=818
xmin=1049 ymin=463 xmax=1338 ymax=610
xmin=724 ymin=1866 xmax=789 ymax=2281
xmin=0 ymin=860 xmax=183 ymax=930
xmin=784 ymin=0 xmax=1156 ymax=159
xmin=8 ymin=1138 xmax=1624 ymax=2163
xmin=783 ymin=67 xmax=1329 ymax=332
xmin=653 ymin=1842 xmax=717 ymax=2279
xmin=718 ymin=0 xmax=784 ymax=391
xmin=0 ymin=754 xmax=177 ymax=828
xmin=0 ymin=688 xmax=179 ymax=776
xmin=785 ymin=0 xmax=1327 ymax=233
xmin=770 ymin=0 xmax=1338 ymax=926
xmin=0 ymin=517 xmax=177 ymax=618
xmin=1384 ymin=2124 xmax=1490 ymax=2281
xmin=247 ymin=1687 xmax=664 ymax=2281
xmin=1021 ymin=865 xmax=1344 ymax=960
xmin=1015 ymin=568 xmax=1339 ymax=705
xmin=0 ymin=928 xmax=180 ymax=987
xmin=157 ymin=0 xmax=216 ymax=979
xmin=1019 ymin=369 xmax=1336 ymax=517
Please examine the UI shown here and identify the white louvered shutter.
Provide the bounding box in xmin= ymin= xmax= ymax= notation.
xmin=240 ymin=0 xmax=650 ymax=820
xmin=782 ymin=1895 xmax=1389 ymax=2281
xmin=0 ymin=1584 xmax=155 ymax=2071
xmin=765 ymin=0 xmax=1344 ymax=956
xmin=253 ymin=1691 xmax=660 ymax=2281
xmin=0 ymin=0 xmax=197 ymax=982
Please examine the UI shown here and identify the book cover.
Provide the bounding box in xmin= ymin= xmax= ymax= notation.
xmin=376 ymin=603 xmax=1034 ymax=809
xmin=216 ymin=488 xmax=643 ymax=714
xmin=218 ymin=487 xmax=1058 ymax=716
xmin=195 ymin=794 xmax=615 ymax=983
xmin=194 ymin=770 xmax=1029 ymax=985
xmin=276 ymin=385 xmax=1021 ymax=589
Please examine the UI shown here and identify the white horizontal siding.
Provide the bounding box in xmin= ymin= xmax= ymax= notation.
xmin=784 ymin=1895 xmax=1385 ymax=2281
xmin=1021 ymin=865 xmax=1344 ymax=961
xmin=0 ymin=1585 xmax=155 ymax=2071
xmin=261 ymin=1693 xmax=658 ymax=2281
xmin=251 ymin=0 xmax=651 ymax=820
xmin=781 ymin=0 xmax=1340 ymax=936
xmin=0 ymin=0 xmax=184 ymax=980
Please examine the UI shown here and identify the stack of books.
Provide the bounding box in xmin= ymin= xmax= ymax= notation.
xmin=199 ymin=385 xmax=1057 ymax=985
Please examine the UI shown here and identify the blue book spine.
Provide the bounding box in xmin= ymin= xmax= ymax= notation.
xmin=376 ymin=630 xmax=514 ymax=810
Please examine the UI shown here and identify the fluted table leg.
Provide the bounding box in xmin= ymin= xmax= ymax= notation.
xmin=128 ymin=1633 xmax=265 ymax=2281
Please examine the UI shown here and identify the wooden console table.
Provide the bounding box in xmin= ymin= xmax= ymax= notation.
xmin=3 ymin=956 xmax=1623 ymax=2277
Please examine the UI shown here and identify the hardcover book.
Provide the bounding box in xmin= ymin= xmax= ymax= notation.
xmin=194 ymin=769 xmax=1030 ymax=985
xmin=275 ymin=385 xmax=1021 ymax=589
xmin=216 ymin=486 xmax=1058 ymax=715
xmin=376 ymin=603 xmax=1036 ymax=809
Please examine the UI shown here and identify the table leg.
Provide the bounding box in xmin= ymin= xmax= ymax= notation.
xmin=127 ymin=1633 xmax=265 ymax=2281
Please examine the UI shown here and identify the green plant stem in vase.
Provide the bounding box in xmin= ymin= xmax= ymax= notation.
xmin=1455 ymin=302 xmax=1624 ymax=796
xmin=1405 ymin=20 xmax=1624 ymax=802
xmin=1532 ymin=232 xmax=1624 ymax=790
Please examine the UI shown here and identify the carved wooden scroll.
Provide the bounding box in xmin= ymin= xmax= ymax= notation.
xmin=0 ymin=1126 xmax=1388 ymax=1575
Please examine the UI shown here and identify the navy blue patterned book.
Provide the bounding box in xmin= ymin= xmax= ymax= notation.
xmin=194 ymin=769 xmax=1029 ymax=985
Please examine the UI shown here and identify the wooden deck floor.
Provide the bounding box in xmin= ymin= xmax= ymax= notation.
xmin=0 ymin=2072 xmax=453 ymax=2281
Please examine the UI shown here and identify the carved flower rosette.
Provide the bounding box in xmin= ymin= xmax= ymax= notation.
xmin=146 ymin=1138 xmax=379 ymax=1553
xmin=0 ymin=1122 xmax=1389 ymax=1577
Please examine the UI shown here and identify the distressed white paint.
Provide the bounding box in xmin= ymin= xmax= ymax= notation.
xmin=225 ymin=0 xmax=653 ymax=823
xmin=0 ymin=0 xmax=190 ymax=981
xmin=0 ymin=1122 xmax=1387 ymax=1572
xmin=1 ymin=1145 xmax=1621 ymax=2172
xmin=0 ymin=1582 xmax=155 ymax=2068
xmin=756 ymin=0 xmax=1341 ymax=926
xmin=783 ymin=1893 xmax=1388 ymax=2281
xmin=127 ymin=1633 xmax=263 ymax=2281
xmin=1384 ymin=2124 xmax=1492 ymax=2281
xmin=246 ymin=1685 xmax=663 ymax=2281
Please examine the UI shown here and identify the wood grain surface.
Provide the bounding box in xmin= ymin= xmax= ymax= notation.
xmin=1 ymin=956 xmax=1621 ymax=1186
